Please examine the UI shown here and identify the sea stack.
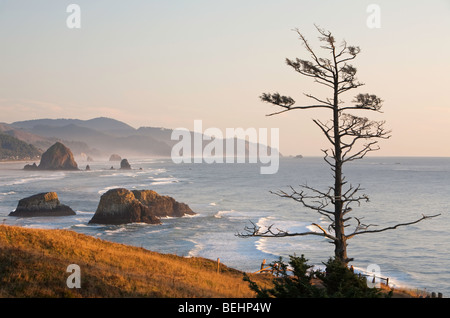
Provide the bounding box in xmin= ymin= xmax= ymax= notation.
xmin=89 ymin=188 xmax=195 ymax=225
xmin=132 ymin=190 xmax=195 ymax=218
xmin=109 ymin=154 xmax=122 ymax=161
xmin=120 ymin=159 xmax=131 ymax=170
xmin=38 ymin=142 xmax=78 ymax=170
xmin=9 ymin=192 xmax=76 ymax=217
xmin=23 ymin=142 xmax=78 ymax=170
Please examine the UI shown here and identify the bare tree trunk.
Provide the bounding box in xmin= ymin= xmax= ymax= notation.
xmin=238 ymin=25 xmax=440 ymax=266
xmin=333 ymin=77 xmax=348 ymax=264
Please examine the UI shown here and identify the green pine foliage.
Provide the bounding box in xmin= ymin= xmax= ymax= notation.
xmin=244 ymin=254 xmax=387 ymax=298
xmin=317 ymin=257 xmax=384 ymax=298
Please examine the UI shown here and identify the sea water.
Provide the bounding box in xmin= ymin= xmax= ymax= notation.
xmin=0 ymin=156 xmax=449 ymax=296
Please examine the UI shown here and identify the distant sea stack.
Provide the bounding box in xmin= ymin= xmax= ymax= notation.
xmin=9 ymin=192 xmax=76 ymax=217
xmin=23 ymin=142 xmax=78 ymax=170
xmin=109 ymin=154 xmax=122 ymax=161
xmin=89 ymin=188 xmax=195 ymax=225
xmin=120 ymin=159 xmax=131 ymax=170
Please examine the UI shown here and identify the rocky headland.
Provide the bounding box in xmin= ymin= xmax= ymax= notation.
xmin=9 ymin=192 xmax=76 ymax=217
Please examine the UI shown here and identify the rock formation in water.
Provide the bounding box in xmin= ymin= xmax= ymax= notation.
xmin=132 ymin=190 xmax=195 ymax=218
xmin=9 ymin=192 xmax=76 ymax=217
xmin=120 ymin=159 xmax=131 ymax=170
xmin=88 ymin=188 xmax=195 ymax=225
xmin=24 ymin=163 xmax=38 ymax=170
xmin=109 ymin=154 xmax=122 ymax=161
xmin=23 ymin=142 xmax=78 ymax=170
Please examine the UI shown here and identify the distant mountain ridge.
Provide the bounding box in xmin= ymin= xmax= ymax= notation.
xmin=12 ymin=117 xmax=136 ymax=134
xmin=10 ymin=118 xmax=172 ymax=159
xmin=6 ymin=117 xmax=280 ymax=161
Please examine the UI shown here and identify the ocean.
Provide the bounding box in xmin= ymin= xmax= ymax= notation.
xmin=0 ymin=156 xmax=449 ymax=296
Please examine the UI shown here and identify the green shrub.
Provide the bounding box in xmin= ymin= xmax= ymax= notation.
xmin=245 ymin=255 xmax=386 ymax=298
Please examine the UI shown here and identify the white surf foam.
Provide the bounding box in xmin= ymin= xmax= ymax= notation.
xmin=97 ymin=185 xmax=124 ymax=194
xmin=0 ymin=191 xmax=16 ymax=196
xmin=0 ymin=173 xmax=66 ymax=186
xmin=148 ymin=177 xmax=180 ymax=185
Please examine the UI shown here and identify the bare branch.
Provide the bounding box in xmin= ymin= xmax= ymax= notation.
xmin=250 ymin=25 xmax=440 ymax=264
xmin=304 ymin=93 xmax=334 ymax=107
xmin=270 ymin=185 xmax=335 ymax=216
xmin=313 ymin=119 xmax=335 ymax=146
xmin=293 ymin=28 xmax=336 ymax=75
xmin=237 ymin=220 xmax=337 ymax=241
xmin=346 ymin=214 xmax=441 ymax=239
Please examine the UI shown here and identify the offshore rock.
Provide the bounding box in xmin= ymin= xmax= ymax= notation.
xmin=109 ymin=154 xmax=122 ymax=161
xmin=132 ymin=190 xmax=195 ymax=218
xmin=88 ymin=188 xmax=195 ymax=225
xmin=24 ymin=162 xmax=38 ymax=170
xmin=24 ymin=142 xmax=78 ymax=170
xmin=120 ymin=159 xmax=131 ymax=170
xmin=9 ymin=192 xmax=76 ymax=217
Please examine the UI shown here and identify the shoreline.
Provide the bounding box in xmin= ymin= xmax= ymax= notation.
xmin=0 ymin=224 xmax=438 ymax=298
xmin=1 ymin=157 xmax=448 ymax=297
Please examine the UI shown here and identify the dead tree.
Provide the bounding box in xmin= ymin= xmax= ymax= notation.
xmin=238 ymin=25 xmax=440 ymax=265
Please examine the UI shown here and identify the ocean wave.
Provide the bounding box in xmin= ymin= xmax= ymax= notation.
xmin=75 ymin=211 xmax=95 ymax=214
xmin=149 ymin=177 xmax=180 ymax=185
xmin=160 ymin=213 xmax=199 ymax=220
xmin=0 ymin=191 xmax=16 ymax=196
xmin=254 ymin=235 xmax=327 ymax=260
xmin=214 ymin=210 xmax=271 ymax=221
xmin=105 ymin=227 xmax=128 ymax=235
xmin=254 ymin=238 xmax=272 ymax=256
xmin=257 ymin=216 xmax=328 ymax=235
xmin=72 ymin=223 xmax=90 ymax=227
xmin=186 ymin=238 xmax=204 ymax=257
xmin=214 ymin=210 xmax=234 ymax=218
xmin=130 ymin=184 xmax=151 ymax=189
xmin=253 ymin=216 xmax=330 ymax=258
xmin=98 ymin=172 xmax=140 ymax=178
xmin=0 ymin=173 xmax=66 ymax=187
xmin=97 ymin=185 xmax=124 ymax=194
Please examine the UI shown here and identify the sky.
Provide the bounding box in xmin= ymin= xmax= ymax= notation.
xmin=0 ymin=0 xmax=449 ymax=156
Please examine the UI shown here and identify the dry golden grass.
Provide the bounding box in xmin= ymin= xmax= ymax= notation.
xmin=378 ymin=281 xmax=430 ymax=298
xmin=0 ymin=225 xmax=272 ymax=298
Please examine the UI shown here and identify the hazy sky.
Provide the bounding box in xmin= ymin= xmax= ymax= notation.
xmin=0 ymin=0 xmax=449 ymax=156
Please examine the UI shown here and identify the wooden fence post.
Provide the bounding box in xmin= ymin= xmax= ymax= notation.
xmin=217 ymin=258 xmax=220 ymax=274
